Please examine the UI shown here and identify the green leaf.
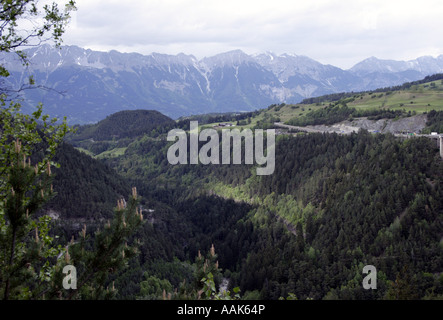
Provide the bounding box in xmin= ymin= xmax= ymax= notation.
xmin=0 ymin=65 xmax=10 ymax=77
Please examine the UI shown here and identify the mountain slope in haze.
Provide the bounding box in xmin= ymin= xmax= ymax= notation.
xmin=253 ymin=52 xmax=364 ymax=94
xmin=351 ymin=55 xmax=443 ymax=75
xmin=2 ymin=45 xmax=443 ymax=124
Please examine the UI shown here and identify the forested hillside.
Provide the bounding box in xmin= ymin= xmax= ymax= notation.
xmin=70 ymin=109 xmax=175 ymax=141
xmin=60 ymin=107 xmax=443 ymax=300
xmin=43 ymin=142 xmax=131 ymax=220
xmin=44 ymin=75 xmax=443 ymax=300
xmin=423 ymin=109 xmax=443 ymax=133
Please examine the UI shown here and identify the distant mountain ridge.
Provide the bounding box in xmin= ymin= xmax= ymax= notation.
xmin=1 ymin=44 xmax=443 ymax=124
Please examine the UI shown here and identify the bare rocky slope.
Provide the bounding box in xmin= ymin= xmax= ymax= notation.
xmin=277 ymin=114 xmax=429 ymax=135
xmin=309 ymin=114 xmax=428 ymax=134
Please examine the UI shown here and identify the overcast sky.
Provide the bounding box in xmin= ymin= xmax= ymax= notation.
xmin=63 ymin=0 xmax=443 ymax=69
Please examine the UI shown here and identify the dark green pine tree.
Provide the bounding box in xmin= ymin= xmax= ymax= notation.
xmin=0 ymin=105 xmax=144 ymax=300
xmin=61 ymin=187 xmax=145 ymax=300
xmin=385 ymin=266 xmax=418 ymax=300
xmin=0 ymin=139 xmax=61 ymax=300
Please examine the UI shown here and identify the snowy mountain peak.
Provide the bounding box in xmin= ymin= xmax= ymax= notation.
xmin=350 ymin=55 xmax=443 ymax=75
xmin=201 ymin=50 xmax=255 ymax=69
xmin=2 ymin=44 xmax=443 ymax=124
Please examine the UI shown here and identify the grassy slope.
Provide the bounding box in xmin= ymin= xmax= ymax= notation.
xmin=233 ymin=79 xmax=443 ymax=129
xmin=346 ymin=80 xmax=443 ymax=112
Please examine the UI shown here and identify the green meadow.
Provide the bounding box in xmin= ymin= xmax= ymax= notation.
xmin=242 ymin=78 xmax=443 ymax=129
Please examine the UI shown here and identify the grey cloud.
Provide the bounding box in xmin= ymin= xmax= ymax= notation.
xmin=64 ymin=0 xmax=443 ymax=69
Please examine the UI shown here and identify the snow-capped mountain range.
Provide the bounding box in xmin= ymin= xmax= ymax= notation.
xmin=1 ymin=44 xmax=443 ymax=123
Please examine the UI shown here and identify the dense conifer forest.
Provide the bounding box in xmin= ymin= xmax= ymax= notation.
xmin=44 ymin=109 xmax=443 ymax=300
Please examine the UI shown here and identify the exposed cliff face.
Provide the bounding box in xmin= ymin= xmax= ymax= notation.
xmin=282 ymin=114 xmax=429 ymax=135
